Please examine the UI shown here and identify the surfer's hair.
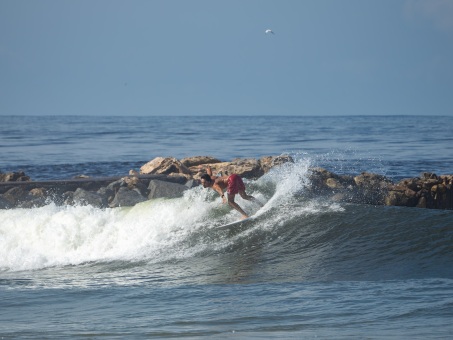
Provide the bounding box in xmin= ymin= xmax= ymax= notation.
xmin=201 ymin=174 xmax=212 ymax=183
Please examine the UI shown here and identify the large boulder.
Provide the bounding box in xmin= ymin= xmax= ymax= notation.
xmin=18 ymin=187 xmax=48 ymax=208
xmin=140 ymin=157 xmax=192 ymax=178
xmin=309 ymin=168 xmax=340 ymax=191
xmin=97 ymin=187 xmax=115 ymax=204
xmin=306 ymin=167 xmax=356 ymax=202
xmin=73 ymin=188 xmax=108 ymax=208
xmin=384 ymin=185 xmax=418 ymax=207
xmin=199 ymin=158 xmax=264 ymax=179
xmin=148 ymin=180 xmax=187 ymax=199
xmin=180 ymin=156 xmax=221 ymax=168
xmin=353 ymin=172 xmax=392 ymax=205
xmin=123 ymin=176 xmax=148 ymax=196
xmin=259 ymin=155 xmax=294 ymax=173
xmin=109 ymin=187 xmax=147 ymax=208
xmin=2 ymin=187 xmax=29 ymax=205
xmin=106 ymin=176 xmax=148 ymax=195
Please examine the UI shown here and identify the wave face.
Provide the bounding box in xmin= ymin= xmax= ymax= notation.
xmin=1 ymin=157 xmax=452 ymax=286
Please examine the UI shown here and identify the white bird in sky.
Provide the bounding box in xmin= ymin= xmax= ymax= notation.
xmin=265 ymin=29 xmax=275 ymax=35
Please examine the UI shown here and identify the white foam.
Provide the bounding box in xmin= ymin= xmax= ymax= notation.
xmin=0 ymin=193 xmax=215 ymax=271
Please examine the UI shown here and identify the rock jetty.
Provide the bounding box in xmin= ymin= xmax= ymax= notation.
xmin=1 ymin=156 xmax=452 ymax=210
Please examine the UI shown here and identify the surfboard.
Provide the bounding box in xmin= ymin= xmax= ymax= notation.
xmin=216 ymin=216 xmax=254 ymax=230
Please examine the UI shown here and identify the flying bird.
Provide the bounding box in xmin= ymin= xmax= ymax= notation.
xmin=265 ymin=29 xmax=275 ymax=35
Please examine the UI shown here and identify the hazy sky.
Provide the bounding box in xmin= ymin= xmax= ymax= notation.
xmin=1 ymin=0 xmax=452 ymax=116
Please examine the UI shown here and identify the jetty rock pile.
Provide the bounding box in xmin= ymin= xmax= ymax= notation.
xmin=308 ymin=168 xmax=453 ymax=209
xmin=0 ymin=155 xmax=291 ymax=209
xmin=0 ymin=156 xmax=452 ymax=210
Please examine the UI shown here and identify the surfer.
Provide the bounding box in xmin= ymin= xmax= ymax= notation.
xmin=200 ymin=166 xmax=261 ymax=219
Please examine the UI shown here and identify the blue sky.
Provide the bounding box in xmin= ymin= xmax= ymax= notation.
xmin=1 ymin=0 xmax=452 ymax=116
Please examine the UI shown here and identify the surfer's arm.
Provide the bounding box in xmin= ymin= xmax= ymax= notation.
xmin=212 ymin=183 xmax=227 ymax=203
xmin=206 ymin=165 xmax=213 ymax=176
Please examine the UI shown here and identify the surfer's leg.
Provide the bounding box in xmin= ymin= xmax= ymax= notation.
xmin=239 ymin=190 xmax=264 ymax=207
xmin=227 ymin=193 xmax=248 ymax=219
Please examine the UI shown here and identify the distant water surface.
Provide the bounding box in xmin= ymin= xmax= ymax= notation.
xmin=1 ymin=115 xmax=452 ymax=180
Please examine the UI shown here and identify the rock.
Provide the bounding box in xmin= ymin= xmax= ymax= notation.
xmin=306 ymin=168 xmax=357 ymax=202
xmin=29 ymin=188 xmax=47 ymax=197
xmin=109 ymin=187 xmax=147 ymax=208
xmin=308 ymin=168 xmax=339 ymax=191
xmin=140 ymin=157 xmax=191 ymax=177
xmin=187 ymin=155 xmax=293 ymax=179
xmin=397 ymin=178 xmax=421 ymax=192
xmin=107 ymin=178 xmax=126 ymax=192
xmin=229 ymin=158 xmax=264 ymax=178
xmin=259 ymin=155 xmax=294 ymax=173
xmin=353 ymin=172 xmax=392 ymax=205
xmin=73 ymin=188 xmax=108 ymax=208
xmin=198 ymin=158 xmax=264 ymax=179
xmin=326 ymin=177 xmax=344 ymax=189
xmin=73 ymin=174 xmax=90 ymax=179
xmin=129 ymin=169 xmax=139 ymax=176
xmin=97 ymin=187 xmax=115 ymax=203
xmin=15 ymin=187 xmax=49 ymax=208
xmin=385 ymin=186 xmax=418 ymax=207
xmin=148 ymin=180 xmax=187 ymax=199
xmin=354 ymin=172 xmax=391 ymax=189
xmin=180 ymin=156 xmax=221 ymax=168
xmin=3 ymin=187 xmax=28 ymax=205
xmin=0 ymin=171 xmax=30 ymax=182
xmin=62 ymin=191 xmax=74 ymax=206
xmin=440 ymin=175 xmax=453 ymax=185
xmin=338 ymin=175 xmax=356 ymax=188
xmin=421 ymin=172 xmax=438 ymax=180
xmin=184 ymin=179 xmax=199 ymax=189
xmin=124 ymin=176 xmax=148 ymax=196
xmin=416 ymin=196 xmax=427 ymax=208
xmin=19 ymin=197 xmax=48 ymax=209
xmin=0 ymin=195 xmax=12 ymax=209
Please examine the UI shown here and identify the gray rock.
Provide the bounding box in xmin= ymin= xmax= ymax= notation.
xmin=3 ymin=187 xmax=28 ymax=205
xmin=73 ymin=188 xmax=108 ymax=208
xmin=0 ymin=195 xmax=12 ymax=209
xmin=107 ymin=178 xmax=126 ymax=192
xmin=148 ymin=180 xmax=187 ymax=199
xmin=97 ymin=187 xmax=115 ymax=203
xmin=109 ymin=187 xmax=147 ymax=208
xmin=184 ymin=179 xmax=199 ymax=189
xmin=62 ymin=191 xmax=74 ymax=206
xmin=19 ymin=197 xmax=48 ymax=209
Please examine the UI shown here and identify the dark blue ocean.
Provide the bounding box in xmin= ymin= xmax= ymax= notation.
xmin=1 ymin=115 xmax=453 ymax=339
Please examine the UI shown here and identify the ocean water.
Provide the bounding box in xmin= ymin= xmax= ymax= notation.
xmin=1 ymin=115 xmax=453 ymax=339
